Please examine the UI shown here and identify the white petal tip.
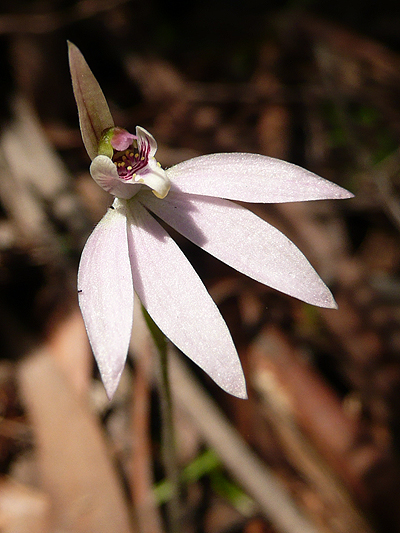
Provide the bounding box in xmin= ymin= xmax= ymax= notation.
xmin=217 ymin=374 xmax=248 ymax=399
xmin=339 ymin=190 xmax=355 ymax=199
xmin=321 ymin=298 xmax=338 ymax=310
xmin=102 ymin=370 xmax=123 ymax=400
xmin=235 ymin=388 xmax=248 ymax=400
xmin=313 ymin=289 xmax=338 ymax=309
xmin=307 ymin=297 xmax=338 ymax=310
xmin=299 ymin=279 xmax=338 ymax=310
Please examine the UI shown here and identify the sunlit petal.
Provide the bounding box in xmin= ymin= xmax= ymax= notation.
xmin=126 ymin=200 xmax=247 ymax=398
xmin=166 ymin=153 xmax=353 ymax=203
xmin=90 ymin=155 xmax=142 ymax=199
xmin=142 ymin=191 xmax=336 ymax=308
xmin=78 ymin=202 xmax=133 ymax=398
xmin=137 ymin=158 xmax=171 ymax=199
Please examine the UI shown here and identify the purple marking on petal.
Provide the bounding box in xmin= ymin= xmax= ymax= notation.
xmin=114 ymin=148 xmax=149 ymax=180
xmin=112 ymin=126 xmax=159 ymax=182
xmin=136 ymin=126 xmax=158 ymax=158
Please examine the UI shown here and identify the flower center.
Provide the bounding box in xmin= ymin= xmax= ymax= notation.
xmin=96 ymin=126 xmax=171 ymax=199
xmin=113 ymin=141 xmax=149 ymax=181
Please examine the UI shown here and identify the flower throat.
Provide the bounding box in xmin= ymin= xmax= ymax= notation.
xmin=114 ymin=142 xmax=147 ymax=180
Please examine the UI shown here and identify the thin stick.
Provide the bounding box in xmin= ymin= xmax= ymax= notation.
xmin=130 ymin=342 xmax=164 ymax=533
xmin=142 ymin=307 xmax=181 ymax=533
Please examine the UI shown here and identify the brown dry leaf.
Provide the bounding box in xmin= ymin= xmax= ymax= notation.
xmin=0 ymin=476 xmax=50 ymax=533
xmin=258 ymin=104 xmax=290 ymax=160
xmin=17 ymin=350 xmax=135 ymax=533
xmin=0 ymin=96 xmax=86 ymax=257
xmin=47 ymin=308 xmax=92 ymax=397
xmin=126 ymin=56 xmax=187 ymax=101
xmin=249 ymin=327 xmax=375 ymax=533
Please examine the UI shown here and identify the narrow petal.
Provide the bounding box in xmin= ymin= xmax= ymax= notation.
xmin=166 ymin=153 xmax=353 ymax=203
xmin=141 ymin=191 xmax=337 ymax=308
xmin=78 ymin=202 xmax=133 ymax=398
xmin=126 ymin=200 xmax=247 ymax=398
xmin=68 ymin=42 xmax=114 ymax=160
xmin=138 ymin=158 xmax=171 ymax=199
xmin=90 ymin=155 xmax=142 ymax=199
xmin=136 ymin=126 xmax=158 ymax=158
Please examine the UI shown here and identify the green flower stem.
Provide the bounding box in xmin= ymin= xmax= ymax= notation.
xmin=142 ymin=306 xmax=182 ymax=533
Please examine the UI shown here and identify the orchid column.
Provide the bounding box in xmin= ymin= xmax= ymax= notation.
xmin=68 ymin=42 xmax=353 ymax=402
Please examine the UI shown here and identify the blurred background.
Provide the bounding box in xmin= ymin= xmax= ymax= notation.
xmin=1 ymin=1 xmax=400 ymax=532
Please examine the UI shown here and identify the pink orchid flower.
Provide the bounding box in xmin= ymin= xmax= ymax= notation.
xmin=69 ymin=42 xmax=353 ymax=400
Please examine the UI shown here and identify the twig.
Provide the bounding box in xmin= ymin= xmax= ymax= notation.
xmin=167 ymin=348 xmax=320 ymax=533
xmin=142 ymin=308 xmax=182 ymax=533
xmin=130 ymin=340 xmax=164 ymax=533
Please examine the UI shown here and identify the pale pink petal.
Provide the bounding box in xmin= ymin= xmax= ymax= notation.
xmin=90 ymin=155 xmax=142 ymax=199
xmin=166 ymin=153 xmax=353 ymax=203
xmin=137 ymin=157 xmax=171 ymax=199
xmin=136 ymin=126 xmax=158 ymax=158
xmin=141 ymin=191 xmax=336 ymax=308
xmin=68 ymin=42 xmax=114 ymax=161
xmin=78 ymin=202 xmax=133 ymax=398
xmin=126 ymin=200 xmax=247 ymax=398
